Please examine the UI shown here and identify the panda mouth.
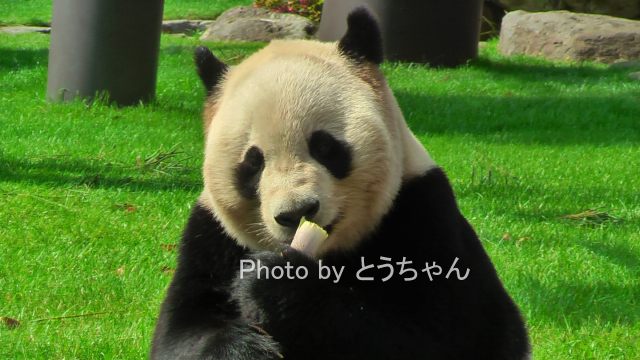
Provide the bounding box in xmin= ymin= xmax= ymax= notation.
xmin=324 ymin=215 xmax=342 ymax=235
xmin=324 ymin=219 xmax=339 ymax=234
xmin=324 ymin=223 xmax=335 ymax=234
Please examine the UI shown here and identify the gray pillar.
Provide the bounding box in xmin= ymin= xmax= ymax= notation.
xmin=318 ymin=0 xmax=483 ymax=67
xmin=47 ymin=0 xmax=164 ymax=106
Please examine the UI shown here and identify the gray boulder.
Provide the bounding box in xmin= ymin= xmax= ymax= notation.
xmin=162 ymin=20 xmax=214 ymax=34
xmin=495 ymin=0 xmax=640 ymax=19
xmin=609 ymin=60 xmax=640 ymax=69
xmin=200 ymin=6 xmax=317 ymax=42
xmin=499 ymin=10 xmax=640 ymax=63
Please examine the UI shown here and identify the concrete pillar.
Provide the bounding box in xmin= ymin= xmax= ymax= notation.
xmin=47 ymin=0 xmax=164 ymax=106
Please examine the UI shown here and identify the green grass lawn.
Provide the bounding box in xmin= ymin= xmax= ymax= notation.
xmin=1 ymin=30 xmax=639 ymax=358
xmin=0 ymin=0 xmax=253 ymax=26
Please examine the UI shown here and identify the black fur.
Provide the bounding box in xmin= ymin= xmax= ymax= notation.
xmin=150 ymin=204 xmax=281 ymax=360
xmin=234 ymin=146 xmax=265 ymax=199
xmin=338 ymin=7 xmax=384 ymax=65
xmin=152 ymin=167 xmax=530 ymax=359
xmin=194 ymin=46 xmax=228 ymax=94
xmin=308 ymin=130 xmax=352 ymax=179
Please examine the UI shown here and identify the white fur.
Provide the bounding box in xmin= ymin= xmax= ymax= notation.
xmin=201 ymin=39 xmax=435 ymax=255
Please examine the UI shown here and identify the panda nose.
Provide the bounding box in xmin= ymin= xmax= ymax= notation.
xmin=275 ymin=200 xmax=320 ymax=229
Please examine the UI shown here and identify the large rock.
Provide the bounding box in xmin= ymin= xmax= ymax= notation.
xmin=162 ymin=20 xmax=213 ymax=34
xmin=609 ymin=60 xmax=640 ymax=69
xmin=495 ymin=0 xmax=640 ymax=19
xmin=200 ymin=6 xmax=317 ymax=42
xmin=499 ymin=10 xmax=640 ymax=63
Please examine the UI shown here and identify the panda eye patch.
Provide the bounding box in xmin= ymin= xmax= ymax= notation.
xmin=309 ymin=130 xmax=352 ymax=179
xmin=234 ymin=146 xmax=264 ymax=199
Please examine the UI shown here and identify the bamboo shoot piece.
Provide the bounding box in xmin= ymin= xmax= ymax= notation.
xmin=290 ymin=218 xmax=328 ymax=257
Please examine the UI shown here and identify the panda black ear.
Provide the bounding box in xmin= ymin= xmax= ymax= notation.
xmin=338 ymin=7 xmax=383 ymax=65
xmin=194 ymin=46 xmax=228 ymax=93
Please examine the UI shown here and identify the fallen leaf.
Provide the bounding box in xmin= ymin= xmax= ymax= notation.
xmin=501 ymin=233 xmax=512 ymax=241
xmin=161 ymin=244 xmax=177 ymax=252
xmin=1 ymin=316 xmax=20 ymax=329
xmin=113 ymin=203 xmax=137 ymax=213
xmin=161 ymin=266 xmax=175 ymax=276
xmin=116 ymin=266 xmax=125 ymax=277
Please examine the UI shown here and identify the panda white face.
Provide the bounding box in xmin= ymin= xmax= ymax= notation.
xmin=197 ymin=10 xmax=436 ymax=255
xmin=201 ymin=41 xmax=404 ymax=255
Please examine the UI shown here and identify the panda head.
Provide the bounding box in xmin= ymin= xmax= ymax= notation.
xmin=196 ymin=8 xmax=434 ymax=256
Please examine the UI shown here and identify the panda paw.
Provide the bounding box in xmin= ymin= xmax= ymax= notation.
xmin=202 ymin=320 xmax=283 ymax=360
xmin=251 ymin=246 xmax=319 ymax=277
xmin=232 ymin=248 xmax=318 ymax=324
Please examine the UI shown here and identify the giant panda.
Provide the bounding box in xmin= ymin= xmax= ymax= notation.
xmin=151 ymin=7 xmax=530 ymax=360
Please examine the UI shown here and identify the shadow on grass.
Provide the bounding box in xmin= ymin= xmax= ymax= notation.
xmin=458 ymin=182 xmax=638 ymax=221
xmin=520 ymin=275 xmax=639 ymax=327
xmin=582 ymin=241 xmax=640 ymax=272
xmin=0 ymin=156 xmax=201 ymax=192
xmin=470 ymin=57 xmax=637 ymax=85
xmin=0 ymin=47 xmax=48 ymax=70
xmin=396 ymin=92 xmax=640 ymax=146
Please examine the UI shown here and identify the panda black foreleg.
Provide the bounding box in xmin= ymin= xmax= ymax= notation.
xmin=232 ymin=248 xmax=433 ymax=360
xmin=151 ymin=203 xmax=282 ymax=359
